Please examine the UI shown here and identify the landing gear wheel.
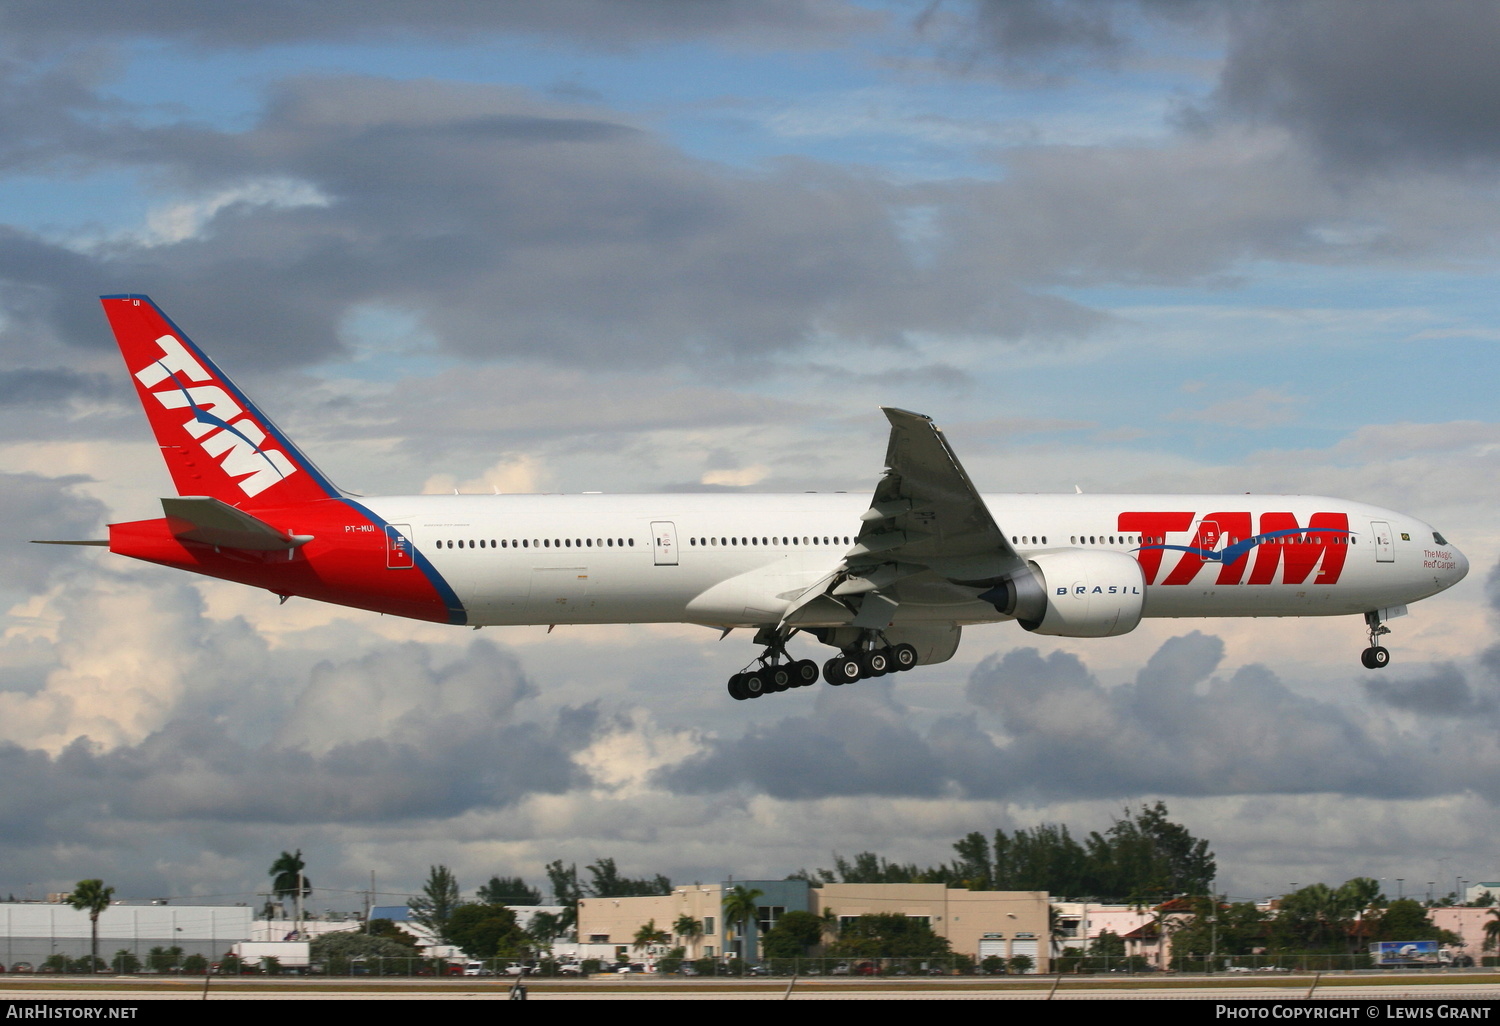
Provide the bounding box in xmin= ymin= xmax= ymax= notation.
xmin=1361 ymin=646 xmax=1390 ymax=669
xmin=770 ymin=666 xmax=792 ymax=691
xmin=862 ymin=649 xmax=890 ymax=677
xmin=891 ymin=643 xmax=918 ymax=672
xmin=742 ymin=670 xmax=768 ymax=697
xmin=824 ymin=655 xmax=861 ymax=686
xmin=792 ymin=659 xmax=820 ymax=687
xmin=727 ymin=674 xmax=748 ymax=701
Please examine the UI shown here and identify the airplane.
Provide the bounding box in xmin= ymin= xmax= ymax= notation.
xmin=45 ymin=294 xmax=1470 ymax=701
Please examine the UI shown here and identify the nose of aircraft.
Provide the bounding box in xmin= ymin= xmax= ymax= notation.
xmin=1431 ymin=530 xmax=1469 ymax=590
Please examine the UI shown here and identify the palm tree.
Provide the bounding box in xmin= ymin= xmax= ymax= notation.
xmin=268 ymin=850 xmax=310 ymax=923
xmin=632 ymin=919 xmax=670 ymax=958
xmin=721 ymin=886 xmax=764 ymax=962
xmin=1048 ymin=904 xmax=1068 ymax=960
xmin=673 ymin=914 xmax=704 ymax=958
xmin=1483 ymin=908 xmax=1500 ymax=954
xmin=67 ymin=880 xmax=114 ymax=973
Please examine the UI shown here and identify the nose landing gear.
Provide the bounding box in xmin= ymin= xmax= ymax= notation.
xmin=1361 ymin=610 xmax=1391 ymax=669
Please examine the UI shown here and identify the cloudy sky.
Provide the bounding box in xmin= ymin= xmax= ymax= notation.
xmin=2 ymin=0 xmax=1499 ymax=909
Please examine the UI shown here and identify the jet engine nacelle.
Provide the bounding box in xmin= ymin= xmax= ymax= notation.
xmin=991 ymin=549 xmax=1146 ymax=638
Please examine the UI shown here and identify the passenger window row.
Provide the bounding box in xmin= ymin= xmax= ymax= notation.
xmin=436 ymin=538 xmax=636 ymax=549
xmin=689 ymin=536 xmax=852 ymax=547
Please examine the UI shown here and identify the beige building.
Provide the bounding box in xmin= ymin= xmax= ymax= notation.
xmin=577 ymin=883 xmax=725 ymax=962
xmin=576 ymin=880 xmax=1051 ymax=968
xmin=816 ymin=884 xmax=1050 ymax=968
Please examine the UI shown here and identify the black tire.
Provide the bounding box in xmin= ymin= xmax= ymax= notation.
xmin=862 ymin=650 xmax=889 ymax=677
xmin=727 ymin=674 xmax=748 ymax=701
xmin=770 ymin=666 xmax=792 ymax=691
xmin=793 ymin=659 xmax=820 ymax=687
xmin=1370 ymin=645 xmax=1390 ymax=668
xmin=891 ymin=643 xmax=918 ymax=671
xmin=824 ymin=656 xmax=860 ymax=685
xmin=743 ymin=670 xmax=768 ymax=697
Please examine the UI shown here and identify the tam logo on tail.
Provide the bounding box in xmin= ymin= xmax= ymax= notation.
xmin=102 ymin=294 xmax=339 ymax=508
xmin=136 ymin=333 xmax=297 ymax=498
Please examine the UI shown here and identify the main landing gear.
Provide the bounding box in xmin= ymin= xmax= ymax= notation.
xmin=726 ymin=627 xmax=821 ymax=701
xmin=1360 ymin=610 xmax=1391 ymax=669
xmin=725 ymin=628 xmax=920 ymax=700
xmin=822 ymin=635 xmax=919 ymax=686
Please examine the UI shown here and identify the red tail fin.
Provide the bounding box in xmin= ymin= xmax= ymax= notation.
xmin=101 ymin=294 xmax=341 ymax=508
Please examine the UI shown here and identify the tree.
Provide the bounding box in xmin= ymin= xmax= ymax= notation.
xmin=673 ymin=913 xmax=704 ymax=955
xmin=1271 ymin=883 xmax=1347 ymax=953
xmin=761 ymin=910 xmax=825 ymax=958
xmin=311 ymin=930 xmax=417 ymax=974
xmin=268 ymin=850 xmax=310 ymax=920
xmin=1483 ymin=909 xmax=1500 ymax=954
xmin=826 ymin=913 xmax=952 ymax=959
xmin=476 ymin=876 xmax=541 ymax=905
xmin=632 ymin=918 xmax=670 ymax=955
xmin=146 ymin=946 xmax=184 ymax=972
xmin=67 ymin=879 xmax=114 ymax=973
xmin=111 ymin=949 xmax=140 ymax=974
xmin=952 ymin=831 xmax=993 ymax=890
xmin=1089 ymin=930 xmax=1125 ymax=957
xmin=367 ymin=918 xmax=420 ymax=951
xmin=1168 ymin=898 xmax=1268 ymax=966
xmin=994 ymin=823 xmax=1091 ymax=894
xmin=721 ymin=885 xmax=764 ymax=960
xmin=447 ymin=904 xmax=528 ymax=959
xmin=585 ymin=857 xmax=671 ymax=898
xmin=409 ymin=865 xmax=462 ymax=945
xmin=526 ymin=910 xmax=564 ymax=954
xmin=546 ymin=860 xmax=582 ymax=937
xmin=827 ymin=851 xmax=932 ymax=884
xmin=1377 ymin=899 xmax=1458 ymax=945
xmin=1083 ymin=802 xmax=1216 ymax=900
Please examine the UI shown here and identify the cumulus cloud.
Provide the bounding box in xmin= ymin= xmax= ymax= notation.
xmin=0 ymin=73 xmax=1106 ymax=377
xmin=921 ymin=0 xmax=1220 ymax=83
xmin=0 ymin=471 xmax=109 ymax=610
xmin=278 ymin=639 xmax=536 ymax=752
xmin=660 ymin=680 xmax=948 ymax=799
xmin=659 ymin=615 xmax=1500 ymax=806
xmin=0 ymin=616 xmax=592 ymax=865
xmin=1208 ymin=1 xmax=1500 ymax=170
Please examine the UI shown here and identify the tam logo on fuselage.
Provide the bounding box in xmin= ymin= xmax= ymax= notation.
xmin=135 ymin=334 xmax=296 ymax=498
xmin=1118 ymin=511 xmax=1351 ymax=586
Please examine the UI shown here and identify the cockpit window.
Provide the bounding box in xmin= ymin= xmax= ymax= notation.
xmin=1433 ymin=531 xmax=1449 ymax=545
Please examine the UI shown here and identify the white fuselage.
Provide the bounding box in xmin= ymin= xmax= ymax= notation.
xmin=364 ymin=491 xmax=1467 ymax=629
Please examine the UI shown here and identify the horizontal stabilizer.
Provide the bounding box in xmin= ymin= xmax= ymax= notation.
xmin=160 ymin=496 xmax=313 ymax=552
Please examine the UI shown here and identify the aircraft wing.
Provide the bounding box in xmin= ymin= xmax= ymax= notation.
xmin=783 ymin=408 xmax=1027 ymax=629
xmin=852 ymin=407 xmax=1027 ymax=581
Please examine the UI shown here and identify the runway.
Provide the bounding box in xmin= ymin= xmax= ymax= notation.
xmin=3 ymin=973 xmax=1500 ymax=1001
